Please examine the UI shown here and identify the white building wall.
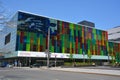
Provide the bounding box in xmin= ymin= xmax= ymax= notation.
xmin=108 ymin=26 xmax=120 ymax=42
xmin=2 ymin=27 xmax=17 ymax=53
xmin=0 ymin=13 xmax=18 ymax=55
xmin=0 ymin=30 xmax=5 ymax=52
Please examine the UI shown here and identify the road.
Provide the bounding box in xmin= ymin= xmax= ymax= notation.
xmin=0 ymin=67 xmax=120 ymax=80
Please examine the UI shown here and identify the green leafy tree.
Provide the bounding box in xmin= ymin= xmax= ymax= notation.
xmin=115 ymin=52 xmax=120 ymax=63
xmin=87 ymin=51 xmax=92 ymax=64
xmin=69 ymin=53 xmax=76 ymax=66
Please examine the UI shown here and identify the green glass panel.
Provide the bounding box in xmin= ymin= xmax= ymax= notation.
xmin=76 ymin=25 xmax=78 ymax=37
xmin=88 ymin=50 xmax=90 ymax=55
xmin=80 ymin=49 xmax=82 ymax=54
xmin=57 ymin=47 xmax=60 ymax=53
xmin=62 ymin=47 xmax=65 ymax=53
xmin=26 ymin=44 xmax=30 ymax=51
xmin=70 ymin=23 xmax=73 ymax=29
xmin=101 ymin=51 xmax=103 ymax=55
xmin=94 ymin=34 xmax=96 ymax=40
xmin=51 ymin=46 xmax=54 ymax=52
xmin=72 ymin=41 xmax=75 ymax=48
xmin=20 ymin=44 xmax=23 ymax=50
xmin=93 ymin=29 xmax=95 ymax=33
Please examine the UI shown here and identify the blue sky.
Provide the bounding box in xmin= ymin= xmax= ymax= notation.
xmin=1 ymin=0 xmax=120 ymax=30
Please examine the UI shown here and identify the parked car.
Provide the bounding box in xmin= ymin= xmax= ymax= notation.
xmin=7 ymin=64 xmax=14 ymax=68
xmin=0 ymin=64 xmax=6 ymax=68
xmin=0 ymin=62 xmax=7 ymax=68
xmin=30 ymin=63 xmax=41 ymax=68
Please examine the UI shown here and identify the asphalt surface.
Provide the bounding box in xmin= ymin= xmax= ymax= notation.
xmin=50 ymin=67 xmax=120 ymax=76
xmin=0 ymin=67 xmax=120 ymax=80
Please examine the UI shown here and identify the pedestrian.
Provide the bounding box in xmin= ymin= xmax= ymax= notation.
xmin=19 ymin=62 xmax=22 ymax=67
xmin=14 ymin=61 xmax=17 ymax=67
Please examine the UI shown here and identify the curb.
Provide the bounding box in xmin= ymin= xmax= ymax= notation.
xmin=49 ymin=68 xmax=120 ymax=77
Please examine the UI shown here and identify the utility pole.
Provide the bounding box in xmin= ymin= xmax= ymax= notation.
xmin=47 ymin=28 xmax=50 ymax=68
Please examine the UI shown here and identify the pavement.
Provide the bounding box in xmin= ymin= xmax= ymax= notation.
xmin=50 ymin=67 xmax=120 ymax=76
xmin=14 ymin=66 xmax=120 ymax=76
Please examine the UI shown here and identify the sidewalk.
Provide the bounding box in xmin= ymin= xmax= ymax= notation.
xmin=49 ymin=67 xmax=120 ymax=76
xmin=13 ymin=66 xmax=120 ymax=76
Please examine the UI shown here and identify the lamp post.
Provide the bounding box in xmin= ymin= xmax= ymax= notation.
xmin=37 ymin=27 xmax=51 ymax=68
xmin=47 ymin=28 xmax=50 ymax=68
xmin=46 ymin=30 xmax=64 ymax=68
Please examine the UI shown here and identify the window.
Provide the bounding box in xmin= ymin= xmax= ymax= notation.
xmin=5 ymin=33 xmax=11 ymax=45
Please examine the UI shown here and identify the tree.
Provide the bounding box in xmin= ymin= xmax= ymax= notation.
xmin=87 ymin=51 xmax=92 ymax=64
xmin=69 ymin=53 xmax=73 ymax=61
xmin=115 ymin=52 xmax=120 ymax=63
xmin=69 ymin=53 xmax=76 ymax=66
xmin=111 ymin=53 xmax=115 ymax=64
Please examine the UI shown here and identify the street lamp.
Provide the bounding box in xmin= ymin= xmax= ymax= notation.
xmin=42 ymin=28 xmax=50 ymax=68
xmin=37 ymin=26 xmax=52 ymax=68
xmin=45 ymin=28 xmax=65 ymax=68
xmin=47 ymin=28 xmax=50 ymax=68
xmin=40 ymin=28 xmax=51 ymax=68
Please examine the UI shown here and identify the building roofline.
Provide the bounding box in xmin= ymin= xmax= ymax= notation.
xmin=17 ymin=10 xmax=107 ymax=32
xmin=107 ymin=26 xmax=120 ymax=31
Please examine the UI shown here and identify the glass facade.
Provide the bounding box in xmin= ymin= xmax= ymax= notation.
xmin=1 ymin=11 xmax=120 ymax=67
xmin=16 ymin=12 xmax=109 ymax=56
xmin=108 ymin=42 xmax=120 ymax=62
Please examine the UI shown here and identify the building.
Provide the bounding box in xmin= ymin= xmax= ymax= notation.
xmin=0 ymin=11 xmax=120 ymax=66
xmin=107 ymin=26 xmax=120 ymax=63
xmin=108 ymin=41 xmax=120 ymax=63
xmin=108 ymin=26 xmax=120 ymax=43
xmin=78 ymin=20 xmax=95 ymax=28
